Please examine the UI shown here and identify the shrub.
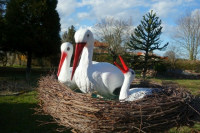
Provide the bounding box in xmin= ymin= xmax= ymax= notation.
xmin=93 ymin=53 xmax=113 ymax=64
xmin=153 ymin=63 xmax=167 ymax=72
xmin=173 ymin=59 xmax=200 ymax=71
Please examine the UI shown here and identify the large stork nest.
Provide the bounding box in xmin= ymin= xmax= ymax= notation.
xmin=37 ymin=75 xmax=200 ymax=133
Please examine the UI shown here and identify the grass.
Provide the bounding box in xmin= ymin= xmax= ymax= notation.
xmin=152 ymin=78 xmax=200 ymax=96
xmin=0 ymin=91 xmax=71 ymax=133
xmin=153 ymin=78 xmax=200 ymax=132
xmin=0 ymin=66 xmax=56 ymax=87
xmin=0 ymin=66 xmax=71 ymax=133
xmin=135 ymin=70 xmax=200 ymax=132
xmin=0 ymin=68 xmax=199 ymax=132
xmin=135 ymin=70 xmax=200 ymax=96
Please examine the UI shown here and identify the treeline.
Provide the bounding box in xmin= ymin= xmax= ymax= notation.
xmin=164 ymin=59 xmax=200 ymax=72
xmin=0 ymin=0 xmax=61 ymax=79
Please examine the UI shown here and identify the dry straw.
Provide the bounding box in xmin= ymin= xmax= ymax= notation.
xmin=37 ymin=75 xmax=200 ymax=133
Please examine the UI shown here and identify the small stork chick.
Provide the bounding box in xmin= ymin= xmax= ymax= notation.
xmin=114 ymin=55 xmax=152 ymax=101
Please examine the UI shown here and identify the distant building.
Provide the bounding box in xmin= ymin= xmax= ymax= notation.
xmin=126 ymin=51 xmax=137 ymax=55
xmin=136 ymin=52 xmax=168 ymax=61
xmin=94 ymin=41 xmax=108 ymax=53
xmin=93 ymin=41 xmax=168 ymax=60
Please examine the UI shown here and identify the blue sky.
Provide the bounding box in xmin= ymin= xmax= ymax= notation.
xmin=56 ymin=0 xmax=200 ymax=56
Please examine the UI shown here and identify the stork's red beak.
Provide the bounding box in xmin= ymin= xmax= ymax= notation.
xmin=114 ymin=55 xmax=129 ymax=73
xmin=71 ymin=43 xmax=86 ymax=80
xmin=57 ymin=52 xmax=67 ymax=77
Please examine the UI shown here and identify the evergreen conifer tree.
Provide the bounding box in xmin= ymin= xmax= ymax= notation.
xmin=61 ymin=25 xmax=76 ymax=65
xmin=127 ymin=10 xmax=168 ymax=78
xmin=4 ymin=0 xmax=61 ymax=80
xmin=0 ymin=0 xmax=6 ymax=46
xmin=62 ymin=25 xmax=76 ymax=44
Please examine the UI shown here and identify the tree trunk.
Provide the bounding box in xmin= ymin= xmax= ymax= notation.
xmin=112 ymin=54 xmax=117 ymax=64
xmin=172 ymin=59 xmax=176 ymax=69
xmin=26 ymin=50 xmax=32 ymax=81
xmin=189 ymin=51 xmax=194 ymax=60
xmin=2 ymin=52 xmax=8 ymax=66
xmin=17 ymin=53 xmax=21 ymax=66
xmin=109 ymin=48 xmax=117 ymax=64
xmin=10 ymin=52 xmax=16 ymax=66
xmin=143 ymin=51 xmax=148 ymax=79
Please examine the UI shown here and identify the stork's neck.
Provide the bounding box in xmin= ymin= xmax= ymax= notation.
xmin=119 ymin=73 xmax=132 ymax=100
xmin=79 ymin=45 xmax=93 ymax=67
xmin=59 ymin=57 xmax=71 ymax=81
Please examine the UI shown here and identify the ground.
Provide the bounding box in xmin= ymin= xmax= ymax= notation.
xmin=0 ymin=67 xmax=199 ymax=132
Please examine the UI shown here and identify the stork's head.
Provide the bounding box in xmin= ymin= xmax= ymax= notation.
xmin=114 ymin=55 xmax=135 ymax=80
xmin=74 ymin=29 xmax=94 ymax=47
xmin=57 ymin=42 xmax=73 ymax=77
xmin=71 ymin=29 xmax=94 ymax=80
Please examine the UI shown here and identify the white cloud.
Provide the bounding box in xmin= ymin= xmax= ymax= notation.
xmin=150 ymin=1 xmax=177 ymax=18
xmin=57 ymin=0 xmax=78 ymax=33
xmin=191 ymin=8 xmax=200 ymax=17
xmin=60 ymin=18 xmax=80 ymax=33
xmin=149 ymin=0 xmax=196 ymax=18
xmin=161 ymin=22 xmax=174 ymax=37
xmin=77 ymin=0 xmax=147 ymax=20
xmin=77 ymin=12 xmax=90 ymax=19
xmin=78 ymin=25 xmax=94 ymax=32
xmin=56 ymin=0 xmax=199 ymax=40
xmin=56 ymin=0 xmax=77 ymax=18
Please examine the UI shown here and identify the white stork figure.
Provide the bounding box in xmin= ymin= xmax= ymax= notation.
xmin=57 ymin=42 xmax=99 ymax=90
xmin=71 ymin=29 xmax=124 ymax=98
xmin=114 ymin=55 xmax=152 ymax=101
xmin=57 ymin=42 xmax=78 ymax=89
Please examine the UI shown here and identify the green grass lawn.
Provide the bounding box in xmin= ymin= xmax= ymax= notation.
xmin=134 ymin=70 xmax=200 ymax=132
xmin=0 ymin=66 xmax=72 ymax=133
xmin=152 ymin=78 xmax=200 ymax=96
xmin=153 ymin=78 xmax=200 ymax=132
xmin=135 ymin=70 xmax=200 ymax=96
xmin=0 ymin=68 xmax=199 ymax=132
xmin=0 ymin=91 xmax=71 ymax=133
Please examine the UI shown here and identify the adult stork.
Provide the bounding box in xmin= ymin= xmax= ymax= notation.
xmin=114 ymin=55 xmax=152 ymax=101
xmin=71 ymin=29 xmax=124 ymax=98
xmin=57 ymin=42 xmax=78 ymax=89
xmin=57 ymin=42 xmax=99 ymax=90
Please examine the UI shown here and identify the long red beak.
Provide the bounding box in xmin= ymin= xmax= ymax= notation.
xmin=71 ymin=43 xmax=86 ymax=80
xmin=114 ymin=55 xmax=129 ymax=73
xmin=57 ymin=52 xmax=67 ymax=77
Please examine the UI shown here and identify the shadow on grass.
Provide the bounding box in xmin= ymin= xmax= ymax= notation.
xmin=0 ymin=66 xmax=54 ymax=79
xmin=0 ymin=102 xmax=71 ymax=133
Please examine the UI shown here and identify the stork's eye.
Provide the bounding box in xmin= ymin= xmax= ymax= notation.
xmin=131 ymin=71 xmax=135 ymax=75
xmin=87 ymin=34 xmax=89 ymax=37
xmin=67 ymin=47 xmax=70 ymax=51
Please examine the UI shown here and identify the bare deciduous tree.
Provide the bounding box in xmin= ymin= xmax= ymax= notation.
xmin=172 ymin=9 xmax=200 ymax=60
xmin=94 ymin=17 xmax=133 ymax=62
xmin=164 ymin=44 xmax=180 ymax=68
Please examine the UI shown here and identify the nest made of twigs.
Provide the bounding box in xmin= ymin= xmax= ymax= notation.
xmin=37 ymin=75 xmax=200 ymax=133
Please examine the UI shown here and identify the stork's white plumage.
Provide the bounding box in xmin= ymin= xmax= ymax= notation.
xmin=57 ymin=42 xmax=77 ymax=89
xmin=71 ymin=29 xmax=124 ymax=98
xmin=114 ymin=55 xmax=152 ymax=101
